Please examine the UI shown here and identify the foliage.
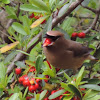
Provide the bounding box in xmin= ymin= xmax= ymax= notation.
xmin=0 ymin=0 xmax=100 ymax=100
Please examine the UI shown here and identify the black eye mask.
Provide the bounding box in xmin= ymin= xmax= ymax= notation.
xmin=43 ymin=34 xmax=61 ymax=41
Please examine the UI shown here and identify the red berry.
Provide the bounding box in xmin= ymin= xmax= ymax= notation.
xmin=34 ymin=16 xmax=40 ymax=19
xmin=71 ymin=33 xmax=78 ymax=38
xmin=29 ymin=85 xmax=36 ymax=93
xmin=36 ymin=79 xmax=41 ymax=83
xmin=59 ymin=95 xmax=63 ymax=100
xmin=26 ymin=96 xmax=33 ymax=100
xmin=29 ymin=66 xmax=36 ymax=72
xmin=72 ymin=96 xmax=80 ymax=100
xmin=15 ymin=68 xmax=21 ymax=75
xmin=41 ymin=20 xmax=46 ymax=24
xmin=29 ymin=13 xmax=34 ymax=18
xmin=35 ymin=83 xmax=39 ymax=89
xmin=23 ymin=80 xmax=31 ymax=87
xmin=44 ymin=97 xmax=49 ymax=100
xmin=18 ymin=77 xmax=25 ymax=84
xmin=51 ymin=90 xmax=56 ymax=94
xmin=78 ymin=32 xmax=85 ymax=38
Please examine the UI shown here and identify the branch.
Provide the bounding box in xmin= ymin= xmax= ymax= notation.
xmin=81 ymin=4 xmax=96 ymax=13
xmin=52 ymin=0 xmax=84 ymax=28
xmin=84 ymin=8 xmax=100 ymax=34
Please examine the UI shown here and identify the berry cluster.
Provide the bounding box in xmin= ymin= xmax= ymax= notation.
xmin=29 ymin=13 xmax=46 ymax=24
xmin=71 ymin=32 xmax=86 ymax=39
xmin=15 ymin=62 xmax=85 ymax=100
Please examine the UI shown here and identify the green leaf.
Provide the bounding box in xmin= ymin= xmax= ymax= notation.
xmin=2 ymin=0 xmax=10 ymax=4
xmin=82 ymin=89 xmax=99 ymax=100
xmin=0 ymin=62 xmax=7 ymax=79
xmin=5 ymin=6 xmax=16 ymax=15
xmin=76 ymin=66 xmax=85 ymax=86
xmin=82 ymin=0 xmax=90 ymax=6
xmin=16 ymin=50 xmax=32 ymax=56
xmin=68 ymin=84 xmax=82 ymax=99
xmin=12 ymin=22 xmax=27 ymax=35
xmin=4 ymin=51 xmax=18 ymax=64
xmin=39 ymin=90 xmax=47 ymax=100
xmin=36 ymin=56 xmax=43 ymax=74
xmin=49 ymin=0 xmax=56 ymax=9
xmin=61 ymin=82 xmax=72 ymax=93
xmin=20 ymin=4 xmax=46 ymax=13
xmin=48 ymin=89 xmax=66 ymax=99
xmin=9 ymin=93 xmax=19 ymax=100
xmin=88 ymin=79 xmax=100 ymax=84
xmin=25 ymin=60 xmax=35 ymax=66
xmin=80 ymin=84 xmax=100 ymax=91
xmin=58 ymin=0 xmax=72 ymax=17
xmin=15 ymin=61 xmax=26 ymax=68
xmin=63 ymin=95 xmax=73 ymax=100
xmin=29 ymin=0 xmax=50 ymax=13
xmin=64 ymin=72 xmax=71 ymax=82
xmin=7 ymin=73 xmax=13 ymax=83
xmin=23 ymin=87 xmax=28 ymax=98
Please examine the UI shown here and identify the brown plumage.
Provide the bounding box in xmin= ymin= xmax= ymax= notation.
xmin=43 ymin=31 xmax=96 ymax=71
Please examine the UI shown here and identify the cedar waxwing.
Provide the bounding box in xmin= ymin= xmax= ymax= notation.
xmin=43 ymin=31 xmax=96 ymax=71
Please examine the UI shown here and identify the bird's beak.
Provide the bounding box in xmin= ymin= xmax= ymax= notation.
xmin=43 ymin=38 xmax=54 ymax=47
xmin=43 ymin=42 xmax=54 ymax=47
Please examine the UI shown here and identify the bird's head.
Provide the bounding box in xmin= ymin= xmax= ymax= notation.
xmin=43 ymin=31 xmax=64 ymax=47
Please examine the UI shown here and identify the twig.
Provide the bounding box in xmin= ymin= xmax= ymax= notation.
xmin=81 ymin=4 xmax=96 ymax=13
xmin=84 ymin=11 xmax=100 ymax=34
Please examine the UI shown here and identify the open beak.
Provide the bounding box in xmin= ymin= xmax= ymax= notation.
xmin=43 ymin=38 xmax=54 ymax=47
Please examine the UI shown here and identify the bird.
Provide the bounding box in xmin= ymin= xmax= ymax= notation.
xmin=43 ymin=31 xmax=96 ymax=72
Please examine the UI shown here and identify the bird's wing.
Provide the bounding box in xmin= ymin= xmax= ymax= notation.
xmin=66 ymin=41 xmax=94 ymax=57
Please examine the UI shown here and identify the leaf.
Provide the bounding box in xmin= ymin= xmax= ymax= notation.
xmin=48 ymin=89 xmax=66 ymax=99
xmin=0 ymin=41 xmax=19 ymax=53
xmin=49 ymin=0 xmax=56 ymax=9
xmin=88 ymin=79 xmax=100 ymax=84
xmin=61 ymin=83 xmax=71 ymax=92
xmin=80 ymin=84 xmax=100 ymax=91
xmin=20 ymin=4 xmax=46 ymax=13
xmin=36 ymin=56 xmax=43 ymax=74
xmin=58 ymin=0 xmax=72 ymax=17
xmin=9 ymin=93 xmax=19 ymax=100
xmin=64 ymin=72 xmax=71 ymax=82
xmin=44 ymin=15 xmax=52 ymax=32
xmin=76 ymin=66 xmax=85 ymax=86
xmin=2 ymin=0 xmax=10 ymax=4
xmin=39 ymin=90 xmax=47 ymax=100
xmin=25 ymin=60 xmax=35 ymax=66
xmin=15 ymin=61 xmax=26 ymax=68
xmin=63 ymin=95 xmax=73 ymax=100
xmin=5 ymin=6 xmax=16 ymax=15
xmin=55 ymin=27 xmax=70 ymax=39
xmin=82 ymin=89 xmax=99 ymax=100
xmin=12 ymin=22 xmax=27 ymax=35
xmin=23 ymin=87 xmax=28 ymax=98
xmin=82 ymin=0 xmax=90 ymax=6
xmin=68 ymin=84 xmax=82 ymax=99
xmin=7 ymin=73 xmax=13 ymax=83
xmin=30 ymin=16 xmax=48 ymax=29
xmin=4 ymin=51 xmax=18 ymax=63
xmin=0 ymin=62 xmax=7 ymax=79
xmin=29 ymin=0 xmax=50 ymax=13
